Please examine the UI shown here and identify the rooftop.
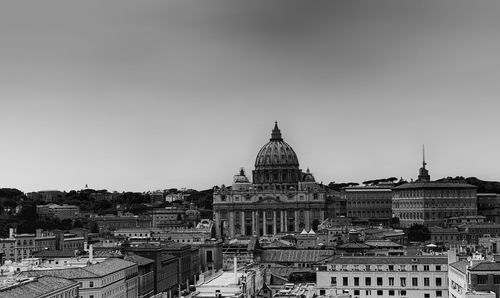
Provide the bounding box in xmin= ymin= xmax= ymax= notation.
xmin=0 ymin=276 xmax=77 ymax=298
xmin=394 ymin=181 xmax=476 ymax=190
xmin=327 ymin=256 xmax=448 ymax=265
xmin=261 ymin=249 xmax=335 ymax=263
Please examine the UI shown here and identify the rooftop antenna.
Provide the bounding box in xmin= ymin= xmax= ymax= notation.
xmin=422 ymin=144 xmax=426 ymax=168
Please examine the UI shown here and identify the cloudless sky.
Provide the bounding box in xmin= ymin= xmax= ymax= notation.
xmin=1 ymin=0 xmax=500 ymax=192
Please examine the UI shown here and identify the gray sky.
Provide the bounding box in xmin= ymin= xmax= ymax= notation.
xmin=1 ymin=0 xmax=500 ymax=192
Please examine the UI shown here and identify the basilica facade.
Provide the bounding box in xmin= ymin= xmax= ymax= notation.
xmin=212 ymin=123 xmax=329 ymax=239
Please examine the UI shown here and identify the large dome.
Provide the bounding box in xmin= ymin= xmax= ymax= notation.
xmin=255 ymin=122 xmax=299 ymax=168
xmin=252 ymin=122 xmax=302 ymax=188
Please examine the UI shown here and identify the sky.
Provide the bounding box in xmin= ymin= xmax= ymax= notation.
xmin=1 ymin=0 xmax=500 ymax=192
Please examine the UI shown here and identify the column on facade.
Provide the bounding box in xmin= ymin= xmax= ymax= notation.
xmin=273 ymin=210 xmax=277 ymax=234
xmin=251 ymin=211 xmax=256 ymax=236
xmin=214 ymin=211 xmax=221 ymax=239
xmin=280 ymin=210 xmax=285 ymax=232
xmin=305 ymin=210 xmax=311 ymax=231
xmin=295 ymin=210 xmax=300 ymax=232
xmin=262 ymin=210 xmax=267 ymax=235
xmin=255 ymin=211 xmax=260 ymax=237
xmin=241 ymin=211 xmax=245 ymax=235
xmin=229 ymin=211 xmax=234 ymax=238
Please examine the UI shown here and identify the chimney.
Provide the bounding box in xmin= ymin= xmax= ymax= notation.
xmin=89 ymin=244 xmax=93 ymax=263
xmin=234 ymin=256 xmax=238 ymax=284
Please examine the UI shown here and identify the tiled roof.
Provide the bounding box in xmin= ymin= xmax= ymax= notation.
xmin=32 ymin=250 xmax=79 ymax=258
xmin=0 ymin=276 xmax=77 ymax=298
xmin=394 ymin=181 xmax=476 ymax=190
xmin=261 ymin=249 xmax=335 ymax=263
xmin=337 ymin=243 xmax=371 ymax=249
xmin=450 ymin=261 xmax=468 ymax=274
xmin=365 ymin=240 xmax=403 ymax=248
xmin=21 ymin=268 xmax=98 ymax=279
xmin=21 ymin=258 xmax=137 ymax=280
xmin=328 ymin=256 xmax=447 ymax=265
xmin=84 ymin=258 xmax=136 ymax=276
xmin=470 ymin=262 xmax=500 ymax=271
xmin=124 ymin=254 xmax=154 ymax=266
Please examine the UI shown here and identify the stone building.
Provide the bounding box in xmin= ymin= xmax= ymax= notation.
xmin=392 ymin=155 xmax=477 ymax=228
xmin=343 ymin=185 xmax=393 ymax=224
xmin=213 ymin=123 xmax=329 ymax=239
xmin=316 ymin=255 xmax=449 ymax=298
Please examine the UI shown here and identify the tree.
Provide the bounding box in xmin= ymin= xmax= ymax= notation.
xmin=407 ymin=224 xmax=430 ymax=242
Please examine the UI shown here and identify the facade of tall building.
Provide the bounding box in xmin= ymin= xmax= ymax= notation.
xmin=213 ymin=123 xmax=329 ymax=239
xmin=392 ymin=156 xmax=477 ymax=228
xmin=343 ymin=185 xmax=393 ymax=224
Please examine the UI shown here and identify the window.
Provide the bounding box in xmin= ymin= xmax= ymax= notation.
xmin=401 ymin=290 xmax=407 ymax=296
xmin=412 ymin=277 xmax=418 ymax=287
xmin=354 ymin=290 xmax=360 ymax=296
xmin=494 ymin=275 xmax=500 ymax=284
xmin=354 ymin=277 xmax=359 ymax=286
xmin=389 ymin=277 xmax=394 ymax=286
xmin=388 ymin=265 xmax=394 ymax=271
xmin=331 ymin=277 xmax=337 ymax=285
xmin=436 ymin=291 xmax=442 ymax=297
xmin=424 ymin=265 xmax=429 ymax=271
xmin=477 ymin=275 xmax=488 ymax=285
xmin=365 ymin=277 xmax=371 ymax=286
xmin=389 ymin=290 xmax=395 ymax=296
xmin=377 ymin=290 xmax=383 ymax=296
xmin=436 ymin=277 xmax=442 ymax=287
xmin=377 ymin=277 xmax=383 ymax=286
xmin=320 ymin=290 xmax=326 ymax=295
xmin=435 ymin=265 xmax=441 ymax=271
xmin=400 ymin=265 xmax=406 ymax=271
xmin=366 ymin=290 xmax=371 ymax=296
xmin=424 ymin=294 xmax=430 ymax=298
xmin=343 ymin=277 xmax=348 ymax=286
xmin=89 ymin=281 xmax=94 ymax=288
xmin=401 ymin=277 xmax=406 ymax=287
xmin=412 ymin=265 xmax=418 ymax=271
xmin=424 ymin=278 xmax=430 ymax=286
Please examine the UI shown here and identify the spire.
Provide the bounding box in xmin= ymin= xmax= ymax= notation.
xmin=417 ymin=144 xmax=430 ymax=181
xmin=422 ymin=144 xmax=426 ymax=168
xmin=270 ymin=121 xmax=283 ymax=141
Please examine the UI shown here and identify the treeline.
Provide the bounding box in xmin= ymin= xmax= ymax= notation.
xmin=436 ymin=176 xmax=500 ymax=194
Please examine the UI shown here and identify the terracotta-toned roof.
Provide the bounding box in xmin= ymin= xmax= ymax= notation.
xmin=470 ymin=262 xmax=500 ymax=272
xmin=260 ymin=249 xmax=334 ymax=263
xmin=124 ymin=254 xmax=154 ymax=266
xmin=394 ymin=181 xmax=476 ymax=190
xmin=329 ymin=256 xmax=447 ymax=265
xmin=0 ymin=276 xmax=77 ymax=298
xmin=450 ymin=261 xmax=468 ymax=274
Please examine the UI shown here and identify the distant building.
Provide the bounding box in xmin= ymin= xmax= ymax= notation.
xmin=392 ymin=155 xmax=477 ymax=227
xmin=26 ymin=190 xmax=65 ymax=203
xmin=477 ymin=194 xmax=500 ymax=224
xmin=316 ymin=255 xmax=449 ymax=298
xmin=343 ymin=185 xmax=393 ymax=225
xmin=213 ymin=123 xmax=329 ymax=239
xmin=92 ymin=214 xmax=152 ymax=232
xmin=36 ymin=204 xmax=80 ymax=220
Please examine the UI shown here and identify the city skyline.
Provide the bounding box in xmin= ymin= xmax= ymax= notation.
xmin=1 ymin=0 xmax=500 ymax=192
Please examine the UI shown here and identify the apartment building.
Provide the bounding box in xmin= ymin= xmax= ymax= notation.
xmin=316 ymin=256 xmax=449 ymax=298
